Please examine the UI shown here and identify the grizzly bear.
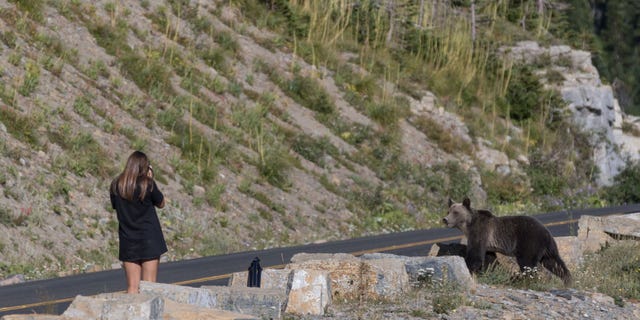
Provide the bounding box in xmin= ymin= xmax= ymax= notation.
xmin=443 ymin=197 xmax=572 ymax=286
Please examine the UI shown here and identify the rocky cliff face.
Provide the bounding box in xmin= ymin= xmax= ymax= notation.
xmin=504 ymin=41 xmax=640 ymax=186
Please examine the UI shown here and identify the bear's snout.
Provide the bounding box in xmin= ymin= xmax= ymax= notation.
xmin=442 ymin=217 xmax=448 ymax=224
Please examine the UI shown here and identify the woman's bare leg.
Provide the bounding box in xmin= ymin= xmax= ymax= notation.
xmin=141 ymin=258 xmax=160 ymax=282
xmin=123 ymin=261 xmax=142 ymax=294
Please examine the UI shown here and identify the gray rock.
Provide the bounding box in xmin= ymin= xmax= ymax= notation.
xmin=360 ymin=253 xmax=473 ymax=289
xmin=140 ymin=281 xmax=218 ymax=308
xmin=503 ymin=41 xmax=632 ymax=186
xmin=62 ymin=293 xmax=163 ymax=320
xmin=201 ymin=285 xmax=287 ymax=320
xmin=0 ymin=274 xmax=25 ymax=286
xmin=601 ymin=213 xmax=640 ymax=238
xmin=285 ymin=269 xmax=331 ymax=316
xmin=0 ymin=315 xmax=62 ymax=320
xmin=141 ymin=281 xmax=286 ymax=319
xmin=228 ymin=269 xmax=293 ymax=295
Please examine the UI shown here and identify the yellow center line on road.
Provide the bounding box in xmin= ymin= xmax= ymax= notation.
xmin=0 ymin=218 xmax=580 ymax=313
xmin=0 ymin=297 xmax=76 ymax=313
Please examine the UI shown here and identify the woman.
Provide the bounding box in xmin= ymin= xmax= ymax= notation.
xmin=110 ymin=151 xmax=167 ymax=293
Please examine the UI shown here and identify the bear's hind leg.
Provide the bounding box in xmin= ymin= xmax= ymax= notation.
xmin=515 ymin=254 xmax=538 ymax=273
xmin=514 ymin=254 xmax=542 ymax=281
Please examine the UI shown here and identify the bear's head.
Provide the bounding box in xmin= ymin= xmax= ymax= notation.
xmin=443 ymin=197 xmax=473 ymax=229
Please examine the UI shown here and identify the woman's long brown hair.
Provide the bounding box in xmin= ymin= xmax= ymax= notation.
xmin=111 ymin=151 xmax=153 ymax=201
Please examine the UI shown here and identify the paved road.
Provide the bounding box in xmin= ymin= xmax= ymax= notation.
xmin=1 ymin=203 xmax=639 ymax=316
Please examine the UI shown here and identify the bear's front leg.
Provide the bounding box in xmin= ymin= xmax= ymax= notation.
xmin=465 ymin=240 xmax=486 ymax=273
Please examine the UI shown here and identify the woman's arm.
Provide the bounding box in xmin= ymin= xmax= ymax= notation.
xmin=156 ymin=198 xmax=165 ymax=209
xmin=149 ymin=180 xmax=165 ymax=209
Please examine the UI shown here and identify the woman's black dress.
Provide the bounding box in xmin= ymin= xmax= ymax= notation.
xmin=110 ymin=180 xmax=167 ymax=262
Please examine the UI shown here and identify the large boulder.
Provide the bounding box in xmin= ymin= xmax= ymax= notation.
xmin=284 ymin=269 xmax=331 ymax=316
xmin=140 ymin=281 xmax=217 ymax=308
xmin=58 ymin=291 xmax=258 ymax=320
xmin=577 ymin=215 xmax=619 ymax=253
xmin=362 ymin=253 xmax=473 ymax=289
xmin=0 ymin=316 xmax=62 ymax=320
xmin=286 ymin=253 xmax=410 ymax=302
xmin=554 ymin=236 xmax=583 ymax=270
xmin=141 ymin=281 xmax=285 ymax=320
xmin=600 ymin=213 xmax=640 ymax=239
xmin=201 ymin=286 xmax=286 ymax=320
xmin=162 ymin=299 xmax=259 ymax=320
xmin=227 ymin=269 xmax=293 ymax=294
xmin=228 ymin=268 xmax=331 ymax=316
xmin=61 ymin=293 xmax=163 ymax=320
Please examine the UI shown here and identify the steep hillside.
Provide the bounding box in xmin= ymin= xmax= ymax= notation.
xmin=0 ymin=0 xmax=637 ymax=280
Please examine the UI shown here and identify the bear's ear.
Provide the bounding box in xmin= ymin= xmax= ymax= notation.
xmin=448 ymin=198 xmax=453 ymax=208
xmin=462 ymin=197 xmax=471 ymax=209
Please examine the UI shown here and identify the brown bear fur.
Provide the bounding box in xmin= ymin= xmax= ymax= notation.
xmin=443 ymin=197 xmax=572 ymax=286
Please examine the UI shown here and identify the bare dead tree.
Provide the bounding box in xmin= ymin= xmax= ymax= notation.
xmin=418 ymin=0 xmax=425 ymax=27
xmin=386 ymin=0 xmax=396 ymax=45
xmin=538 ymin=0 xmax=544 ymax=15
xmin=471 ymin=0 xmax=476 ymax=43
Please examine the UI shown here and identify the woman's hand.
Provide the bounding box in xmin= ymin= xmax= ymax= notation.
xmin=147 ymin=166 xmax=154 ymax=178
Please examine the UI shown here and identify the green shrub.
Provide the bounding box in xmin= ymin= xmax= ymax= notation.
xmin=527 ymin=150 xmax=568 ymax=195
xmin=89 ymin=21 xmax=128 ymax=56
xmin=477 ymin=262 xmax=562 ymax=291
xmin=365 ymin=201 xmax=414 ymax=232
xmin=120 ymin=50 xmax=171 ymax=93
xmin=320 ymin=115 xmax=372 ymax=146
xmin=575 ymin=242 xmax=640 ymax=301
xmin=48 ymin=128 xmax=114 ymax=178
xmin=84 ymin=59 xmax=109 ymax=80
xmin=0 ymin=106 xmax=40 ymax=146
xmin=205 ymin=183 xmax=226 ymax=210
xmin=0 ymin=31 xmax=16 ymax=48
xmin=257 ymin=142 xmax=291 ymax=189
xmin=0 ymin=207 xmax=16 ymax=227
xmin=366 ymin=98 xmax=408 ymax=128
xmin=411 ymin=115 xmax=473 ymax=155
xmin=482 ymin=170 xmax=529 ymax=205
xmin=430 ymin=281 xmax=465 ymax=314
xmin=41 ymin=54 xmax=64 ymax=76
xmin=157 ymin=105 xmax=184 ymax=129
xmin=603 ymin=161 xmax=640 ymax=204
xmin=429 ymin=161 xmax=472 ymax=202
xmin=35 ymin=32 xmax=76 ymax=62
xmin=198 ymin=47 xmax=230 ymax=75
xmin=68 ymin=132 xmax=112 ymax=177
xmin=166 ymin=133 xmax=218 ymax=185
xmin=52 ymin=176 xmax=71 ymax=202
xmin=214 ymin=31 xmax=240 ymax=55
xmin=9 ymin=0 xmax=44 ymax=21
xmin=18 ymin=61 xmax=39 ymax=97
xmin=246 ymin=0 xmax=309 ymax=38
xmin=526 ymin=124 xmax=597 ymax=211
xmin=505 ymin=64 xmax=543 ymax=121
xmin=290 ymin=134 xmax=336 ymax=167
xmin=286 ymin=73 xmax=335 ymax=114
xmin=90 ymin=20 xmax=171 ymax=94
xmin=73 ymin=95 xmax=92 ymax=119
xmin=622 ymin=122 xmax=640 ymax=137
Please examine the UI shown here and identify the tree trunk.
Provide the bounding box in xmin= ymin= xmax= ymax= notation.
xmin=418 ymin=0 xmax=425 ymax=27
xmin=386 ymin=0 xmax=396 ymax=45
xmin=471 ymin=0 xmax=476 ymax=43
xmin=538 ymin=0 xmax=544 ymax=15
